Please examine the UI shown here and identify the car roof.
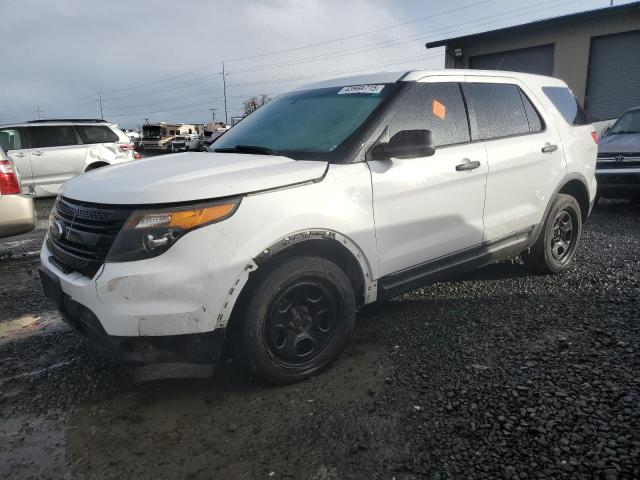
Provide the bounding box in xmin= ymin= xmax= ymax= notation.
xmin=296 ymin=69 xmax=567 ymax=91
xmin=1 ymin=120 xmax=116 ymax=128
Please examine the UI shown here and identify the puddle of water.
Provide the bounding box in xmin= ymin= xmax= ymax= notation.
xmin=0 ymin=312 xmax=63 ymax=345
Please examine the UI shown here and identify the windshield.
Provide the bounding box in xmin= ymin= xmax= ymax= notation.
xmin=609 ymin=109 xmax=640 ymax=134
xmin=213 ymin=84 xmax=396 ymax=160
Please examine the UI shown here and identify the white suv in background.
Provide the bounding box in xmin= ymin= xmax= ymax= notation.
xmin=0 ymin=119 xmax=136 ymax=197
xmin=39 ymin=70 xmax=597 ymax=384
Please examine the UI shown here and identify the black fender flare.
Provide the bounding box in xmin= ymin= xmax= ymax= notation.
xmin=529 ymin=173 xmax=592 ymax=245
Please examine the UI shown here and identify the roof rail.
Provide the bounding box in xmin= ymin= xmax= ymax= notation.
xmin=26 ymin=119 xmax=108 ymax=124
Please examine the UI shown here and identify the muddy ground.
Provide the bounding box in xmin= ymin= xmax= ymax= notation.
xmin=0 ymin=199 xmax=638 ymax=479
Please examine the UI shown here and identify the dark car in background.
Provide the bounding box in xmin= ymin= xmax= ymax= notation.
xmin=597 ymin=106 xmax=640 ymax=200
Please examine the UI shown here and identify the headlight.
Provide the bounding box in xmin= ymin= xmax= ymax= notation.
xmin=107 ymin=198 xmax=241 ymax=262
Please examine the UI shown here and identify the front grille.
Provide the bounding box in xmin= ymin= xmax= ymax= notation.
xmin=596 ymin=153 xmax=640 ymax=170
xmin=47 ymin=197 xmax=133 ymax=278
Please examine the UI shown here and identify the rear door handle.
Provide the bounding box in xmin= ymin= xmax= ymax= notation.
xmin=12 ymin=152 xmax=27 ymax=158
xmin=455 ymin=159 xmax=481 ymax=171
xmin=32 ymin=151 xmax=44 ymax=156
xmin=541 ymin=143 xmax=558 ymax=153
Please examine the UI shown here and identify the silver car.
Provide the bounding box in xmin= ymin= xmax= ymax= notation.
xmin=0 ymin=119 xmax=136 ymax=198
xmin=597 ymin=107 xmax=640 ymax=199
xmin=0 ymin=146 xmax=35 ymax=238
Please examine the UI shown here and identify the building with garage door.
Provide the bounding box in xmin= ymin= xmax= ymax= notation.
xmin=425 ymin=1 xmax=640 ymax=121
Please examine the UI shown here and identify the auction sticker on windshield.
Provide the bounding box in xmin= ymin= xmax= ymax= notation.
xmin=338 ymin=85 xmax=385 ymax=95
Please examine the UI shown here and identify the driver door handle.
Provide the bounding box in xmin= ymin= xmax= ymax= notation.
xmin=456 ymin=159 xmax=481 ymax=171
xmin=541 ymin=143 xmax=558 ymax=153
xmin=32 ymin=151 xmax=44 ymax=156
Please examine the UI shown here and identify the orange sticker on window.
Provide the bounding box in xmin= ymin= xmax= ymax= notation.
xmin=432 ymin=99 xmax=446 ymax=120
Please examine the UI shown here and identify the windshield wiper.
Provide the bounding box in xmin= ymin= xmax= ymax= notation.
xmin=214 ymin=144 xmax=277 ymax=155
xmin=610 ymin=130 xmax=640 ymax=134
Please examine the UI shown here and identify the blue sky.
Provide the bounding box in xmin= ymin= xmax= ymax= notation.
xmin=0 ymin=0 xmax=632 ymax=128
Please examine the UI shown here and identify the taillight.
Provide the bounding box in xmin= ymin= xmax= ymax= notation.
xmin=133 ymin=151 xmax=142 ymax=160
xmin=120 ymin=143 xmax=136 ymax=151
xmin=0 ymin=160 xmax=21 ymax=195
xmin=591 ymin=131 xmax=599 ymax=144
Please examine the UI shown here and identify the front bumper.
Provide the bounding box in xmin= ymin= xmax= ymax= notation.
xmin=39 ymin=264 xmax=226 ymax=378
xmin=596 ymin=170 xmax=640 ymax=197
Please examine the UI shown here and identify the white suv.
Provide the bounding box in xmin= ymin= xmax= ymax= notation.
xmin=0 ymin=119 xmax=136 ymax=198
xmin=39 ymin=70 xmax=597 ymax=383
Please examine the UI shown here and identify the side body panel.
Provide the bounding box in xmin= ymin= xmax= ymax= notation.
xmin=463 ymin=75 xmax=567 ymax=241
xmin=368 ymin=142 xmax=488 ymax=275
xmin=43 ymin=163 xmax=377 ymax=336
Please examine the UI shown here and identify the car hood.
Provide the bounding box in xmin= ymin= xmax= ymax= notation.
xmin=61 ymin=152 xmax=328 ymax=205
xmin=598 ymin=133 xmax=640 ymax=154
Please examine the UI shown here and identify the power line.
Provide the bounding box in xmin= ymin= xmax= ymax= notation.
xmin=227 ymin=0 xmax=577 ymax=76
xmin=104 ymin=0 xmax=580 ymax=101
xmin=103 ymin=88 xmax=223 ymax=112
xmin=98 ymin=0 xmax=495 ymax=95
xmin=222 ymin=0 xmax=496 ymax=63
xmin=227 ymin=53 xmax=440 ymax=88
xmin=26 ymin=0 xmax=584 ymax=115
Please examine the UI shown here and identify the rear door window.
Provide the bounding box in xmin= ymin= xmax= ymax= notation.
xmin=0 ymin=128 xmax=23 ymax=151
xmin=389 ymin=82 xmax=470 ymax=147
xmin=76 ymin=125 xmax=119 ymax=144
xmin=28 ymin=126 xmax=78 ymax=149
xmin=542 ymin=86 xmax=590 ymax=125
xmin=465 ymin=83 xmax=530 ymax=140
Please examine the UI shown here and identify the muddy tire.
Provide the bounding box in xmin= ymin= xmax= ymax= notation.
xmin=522 ymin=193 xmax=582 ymax=274
xmin=234 ymin=256 xmax=356 ymax=385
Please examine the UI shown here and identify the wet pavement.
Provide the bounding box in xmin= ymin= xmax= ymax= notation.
xmin=0 ymin=198 xmax=638 ymax=479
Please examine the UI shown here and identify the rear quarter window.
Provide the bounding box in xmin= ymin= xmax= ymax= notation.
xmin=542 ymin=86 xmax=590 ymax=126
xmin=464 ymin=83 xmax=530 ymax=140
xmin=0 ymin=128 xmax=23 ymax=151
xmin=76 ymin=125 xmax=120 ymax=144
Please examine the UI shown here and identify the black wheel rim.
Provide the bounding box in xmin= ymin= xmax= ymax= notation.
xmin=264 ymin=280 xmax=340 ymax=368
xmin=550 ymin=209 xmax=575 ymax=262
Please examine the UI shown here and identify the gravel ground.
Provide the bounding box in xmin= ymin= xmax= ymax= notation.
xmin=0 ymin=199 xmax=638 ymax=479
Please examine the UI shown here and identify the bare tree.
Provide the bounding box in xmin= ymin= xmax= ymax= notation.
xmin=243 ymin=94 xmax=271 ymax=116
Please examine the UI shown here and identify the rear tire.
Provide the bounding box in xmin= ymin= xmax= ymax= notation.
xmin=522 ymin=194 xmax=582 ymax=274
xmin=234 ymin=256 xmax=356 ymax=385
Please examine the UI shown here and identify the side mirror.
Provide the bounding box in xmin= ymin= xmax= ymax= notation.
xmin=370 ymin=129 xmax=435 ymax=160
xmin=602 ymin=126 xmax=611 ymax=137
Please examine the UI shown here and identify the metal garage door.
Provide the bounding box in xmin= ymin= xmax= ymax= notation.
xmin=585 ymin=30 xmax=640 ymax=121
xmin=469 ymin=44 xmax=555 ymax=75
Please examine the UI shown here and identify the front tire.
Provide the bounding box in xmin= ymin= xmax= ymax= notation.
xmin=235 ymin=256 xmax=356 ymax=385
xmin=522 ymin=193 xmax=582 ymax=273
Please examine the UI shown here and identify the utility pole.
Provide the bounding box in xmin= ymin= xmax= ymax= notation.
xmin=35 ymin=105 xmax=42 ymax=120
xmin=97 ymin=93 xmax=104 ymax=120
xmin=221 ymin=61 xmax=228 ymax=126
xmin=144 ymin=117 xmax=150 ymax=125
xmin=209 ymin=107 xmax=217 ymax=123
